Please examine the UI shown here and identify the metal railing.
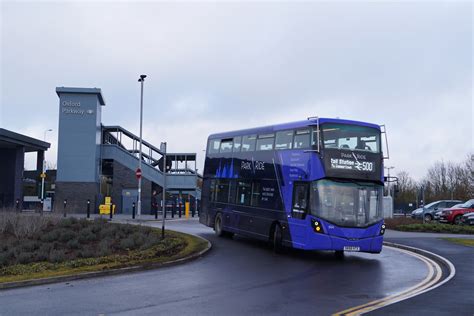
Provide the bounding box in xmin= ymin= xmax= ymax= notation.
xmin=102 ymin=126 xmax=198 ymax=176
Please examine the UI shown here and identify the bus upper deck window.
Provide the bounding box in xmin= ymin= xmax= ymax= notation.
xmin=256 ymin=133 xmax=275 ymax=151
xmin=293 ymin=129 xmax=310 ymax=149
xmin=233 ymin=136 xmax=242 ymax=152
xmin=241 ymin=135 xmax=257 ymax=152
xmin=220 ymin=138 xmax=233 ymax=153
xmin=208 ymin=139 xmax=220 ymax=155
xmin=275 ymin=130 xmax=293 ymax=150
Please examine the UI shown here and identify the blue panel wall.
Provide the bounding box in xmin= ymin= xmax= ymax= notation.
xmin=56 ymin=88 xmax=105 ymax=183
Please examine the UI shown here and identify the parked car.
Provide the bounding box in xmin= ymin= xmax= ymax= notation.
xmin=411 ymin=200 xmax=463 ymax=222
xmin=439 ymin=199 xmax=474 ymax=225
xmin=461 ymin=212 xmax=474 ymax=225
xmin=434 ymin=203 xmax=464 ymax=221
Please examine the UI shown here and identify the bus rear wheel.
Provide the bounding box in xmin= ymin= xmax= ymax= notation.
xmin=335 ymin=250 xmax=345 ymax=259
xmin=272 ymin=224 xmax=284 ymax=254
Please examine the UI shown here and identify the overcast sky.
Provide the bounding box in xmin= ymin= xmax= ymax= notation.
xmin=1 ymin=1 xmax=472 ymax=179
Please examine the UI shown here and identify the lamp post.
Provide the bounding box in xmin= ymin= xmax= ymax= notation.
xmin=161 ymin=142 xmax=167 ymax=239
xmin=137 ymin=74 xmax=147 ymax=217
xmin=41 ymin=129 xmax=52 ymax=208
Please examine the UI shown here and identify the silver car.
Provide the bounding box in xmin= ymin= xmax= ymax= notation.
xmin=411 ymin=200 xmax=463 ymax=222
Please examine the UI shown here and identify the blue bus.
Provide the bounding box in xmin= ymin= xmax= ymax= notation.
xmin=199 ymin=117 xmax=387 ymax=255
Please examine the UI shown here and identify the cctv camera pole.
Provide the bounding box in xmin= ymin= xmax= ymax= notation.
xmin=137 ymin=75 xmax=147 ymax=217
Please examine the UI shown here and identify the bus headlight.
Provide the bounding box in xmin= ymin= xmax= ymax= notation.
xmin=380 ymin=224 xmax=386 ymax=235
xmin=311 ymin=219 xmax=324 ymax=234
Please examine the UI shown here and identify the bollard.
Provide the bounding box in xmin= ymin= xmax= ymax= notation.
xmin=132 ymin=202 xmax=136 ymax=219
xmin=155 ymin=205 xmax=158 ymax=220
xmin=192 ymin=205 xmax=195 ymax=218
xmin=16 ymin=199 xmax=20 ymax=212
xmin=164 ymin=205 xmax=167 ymax=219
xmin=63 ymin=199 xmax=67 ymax=217
xmin=179 ymin=203 xmax=182 ymax=218
xmin=110 ymin=203 xmax=114 ymax=220
xmin=87 ymin=199 xmax=91 ymax=219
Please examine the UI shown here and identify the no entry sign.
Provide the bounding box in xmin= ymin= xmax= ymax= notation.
xmin=136 ymin=168 xmax=142 ymax=179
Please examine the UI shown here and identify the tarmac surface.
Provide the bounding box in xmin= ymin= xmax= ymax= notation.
xmin=0 ymin=217 xmax=444 ymax=316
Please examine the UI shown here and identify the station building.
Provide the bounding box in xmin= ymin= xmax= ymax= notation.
xmin=54 ymin=87 xmax=201 ymax=214
xmin=0 ymin=87 xmax=201 ymax=214
xmin=0 ymin=129 xmax=50 ymax=209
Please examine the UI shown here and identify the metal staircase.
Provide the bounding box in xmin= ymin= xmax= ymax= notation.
xmin=101 ymin=125 xmax=200 ymax=194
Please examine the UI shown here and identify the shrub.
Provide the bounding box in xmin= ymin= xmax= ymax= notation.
xmin=384 ymin=217 xmax=422 ymax=229
xmin=132 ymin=232 xmax=145 ymax=248
xmin=49 ymin=250 xmax=66 ymax=263
xmin=396 ymin=223 xmax=474 ymax=234
xmin=99 ymin=225 xmax=118 ymax=239
xmin=119 ymin=237 xmax=135 ymax=250
xmin=41 ymin=230 xmax=61 ymax=243
xmin=67 ymin=239 xmax=80 ymax=250
xmin=21 ymin=240 xmax=40 ymax=252
xmin=98 ymin=238 xmax=113 ymax=257
xmin=78 ymin=246 xmax=95 ymax=259
xmin=59 ymin=217 xmax=77 ymax=228
xmin=59 ymin=230 xmax=77 ymax=243
xmin=0 ymin=214 xmax=174 ymax=268
xmin=0 ymin=251 xmax=14 ymax=267
xmin=17 ymin=252 xmax=34 ymax=265
xmin=78 ymin=229 xmax=96 ymax=244
xmin=35 ymin=248 xmax=50 ymax=262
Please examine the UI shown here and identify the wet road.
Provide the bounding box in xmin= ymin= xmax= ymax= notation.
xmin=370 ymin=233 xmax=474 ymax=316
xmin=0 ymin=219 xmax=430 ymax=315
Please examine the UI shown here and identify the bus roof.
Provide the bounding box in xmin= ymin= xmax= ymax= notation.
xmin=208 ymin=118 xmax=381 ymax=139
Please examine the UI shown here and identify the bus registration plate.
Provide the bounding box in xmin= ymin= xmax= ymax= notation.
xmin=343 ymin=246 xmax=360 ymax=252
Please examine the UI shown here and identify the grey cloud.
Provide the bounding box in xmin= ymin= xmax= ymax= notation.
xmin=1 ymin=1 xmax=472 ymax=178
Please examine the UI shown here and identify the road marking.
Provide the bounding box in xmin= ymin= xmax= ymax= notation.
xmin=332 ymin=245 xmax=449 ymax=316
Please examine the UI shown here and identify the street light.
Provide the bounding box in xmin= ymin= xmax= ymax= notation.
xmin=137 ymin=74 xmax=147 ymax=217
xmin=42 ymin=129 xmax=53 ymax=209
xmin=161 ymin=142 xmax=167 ymax=239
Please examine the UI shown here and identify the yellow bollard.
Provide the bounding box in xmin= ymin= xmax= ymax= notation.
xmin=185 ymin=202 xmax=190 ymax=219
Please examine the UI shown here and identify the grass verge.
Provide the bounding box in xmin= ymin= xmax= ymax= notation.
xmin=0 ymin=215 xmax=208 ymax=284
xmin=442 ymin=238 xmax=474 ymax=247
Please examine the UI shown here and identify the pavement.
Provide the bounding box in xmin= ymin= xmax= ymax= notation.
xmin=0 ymin=219 xmax=448 ymax=316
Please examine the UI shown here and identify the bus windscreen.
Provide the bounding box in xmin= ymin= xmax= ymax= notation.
xmin=310 ymin=179 xmax=383 ymax=227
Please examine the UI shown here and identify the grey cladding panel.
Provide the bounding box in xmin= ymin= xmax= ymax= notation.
xmin=56 ymin=91 xmax=103 ymax=183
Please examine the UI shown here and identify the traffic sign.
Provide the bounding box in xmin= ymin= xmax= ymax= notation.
xmin=135 ymin=168 xmax=142 ymax=179
xmin=40 ymin=173 xmax=46 ymax=179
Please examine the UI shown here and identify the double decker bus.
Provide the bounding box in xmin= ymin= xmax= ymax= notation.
xmin=199 ymin=117 xmax=387 ymax=255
